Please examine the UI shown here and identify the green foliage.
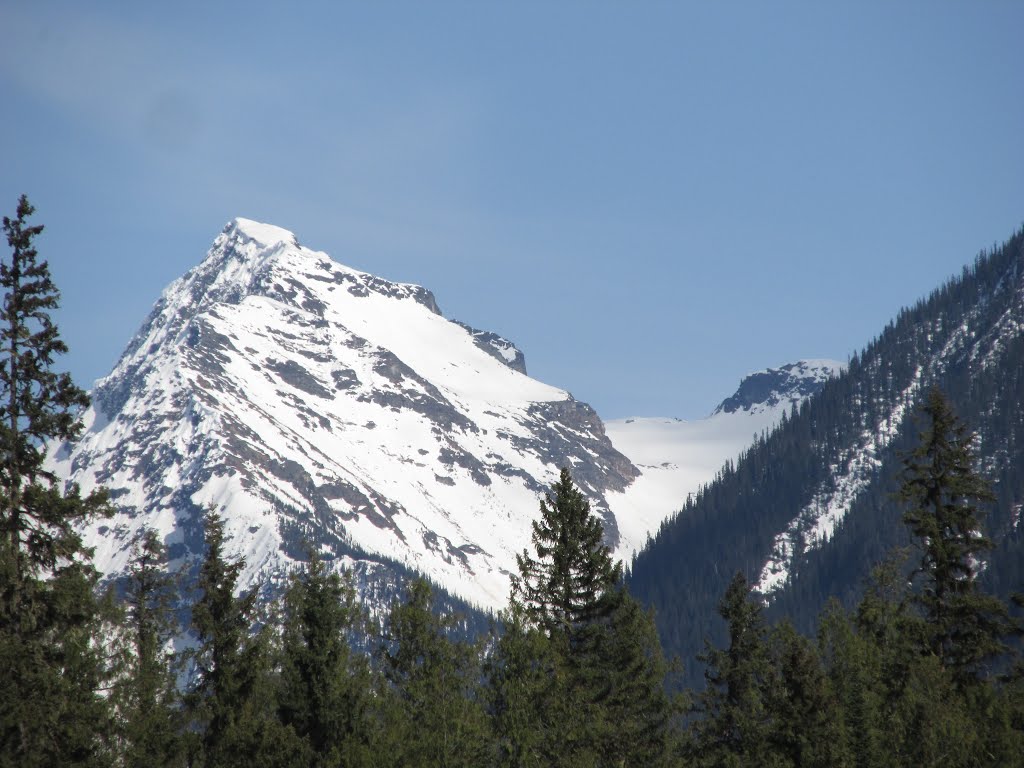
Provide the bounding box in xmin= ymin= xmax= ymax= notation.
xmin=0 ymin=195 xmax=108 ymax=596
xmin=900 ymin=387 xmax=1013 ymax=683
xmin=503 ymin=468 xmax=679 ymax=768
xmin=0 ymin=195 xmax=114 ymax=767
xmin=689 ymin=572 xmax=778 ymax=768
xmin=817 ymin=554 xmax=1024 ymax=768
xmin=512 ymin=467 xmax=622 ymax=641
xmin=766 ymin=620 xmax=848 ymax=768
xmin=185 ymin=510 xmax=302 ymax=768
xmin=113 ymin=530 xmax=183 ymax=767
xmin=488 ymin=603 xmax=561 ymax=768
xmin=278 ymin=549 xmax=378 ymax=767
xmin=586 ymin=588 xmax=681 ymax=766
xmin=378 ymin=579 xmax=493 ymax=768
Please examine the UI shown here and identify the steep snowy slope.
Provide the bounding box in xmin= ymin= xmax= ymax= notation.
xmin=49 ymin=219 xmax=638 ymax=610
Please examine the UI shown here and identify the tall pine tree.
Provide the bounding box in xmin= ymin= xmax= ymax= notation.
xmin=0 ymin=195 xmax=113 ymax=766
xmin=689 ymin=572 xmax=777 ymax=768
xmin=511 ymin=468 xmax=622 ymax=642
xmin=505 ymin=468 xmax=678 ymax=767
xmin=278 ymin=550 xmax=377 ymax=768
xmin=115 ymin=529 xmax=183 ymax=767
xmin=900 ymin=387 xmax=1012 ymax=683
xmin=378 ymin=579 xmax=493 ymax=768
xmin=185 ymin=510 xmax=300 ymax=768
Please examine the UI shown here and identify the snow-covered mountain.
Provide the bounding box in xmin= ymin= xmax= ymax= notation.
xmin=50 ymin=219 xmax=642 ymax=610
xmin=604 ymin=361 xmax=841 ymax=554
xmin=49 ymin=218 xmax=839 ymax=613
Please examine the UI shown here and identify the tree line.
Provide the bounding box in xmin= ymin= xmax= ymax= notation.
xmin=2 ymin=196 xmax=1023 ymax=766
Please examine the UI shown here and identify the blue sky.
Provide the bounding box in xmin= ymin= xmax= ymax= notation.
xmin=2 ymin=1 xmax=1023 ymax=419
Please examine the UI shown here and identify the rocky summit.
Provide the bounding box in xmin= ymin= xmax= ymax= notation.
xmin=48 ymin=219 xmax=644 ymax=610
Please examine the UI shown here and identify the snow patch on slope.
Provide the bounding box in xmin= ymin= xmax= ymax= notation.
xmin=753 ymin=267 xmax=1024 ymax=599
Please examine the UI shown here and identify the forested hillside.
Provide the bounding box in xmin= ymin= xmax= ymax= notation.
xmin=630 ymin=225 xmax=1024 ymax=678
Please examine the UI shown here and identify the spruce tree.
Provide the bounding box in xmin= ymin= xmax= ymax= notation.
xmin=278 ymin=549 xmax=377 ymax=768
xmin=0 ymin=195 xmax=113 ymax=766
xmin=378 ymin=579 xmax=492 ymax=768
xmin=185 ymin=510 xmax=300 ymax=768
xmin=0 ymin=195 xmax=107 ymax=600
xmin=588 ymin=590 xmax=680 ymax=767
xmin=116 ymin=529 xmax=182 ymax=767
xmin=488 ymin=602 xmax=561 ymax=768
xmin=511 ymin=467 xmax=622 ymax=642
xmin=506 ymin=468 xmax=679 ymax=767
xmin=899 ymin=387 xmax=1012 ymax=682
xmin=689 ymin=572 xmax=777 ymax=768
xmin=766 ymin=620 xmax=847 ymax=768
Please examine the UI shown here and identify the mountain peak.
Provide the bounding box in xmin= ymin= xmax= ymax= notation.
xmin=712 ymin=359 xmax=843 ymax=416
xmin=53 ymin=219 xmax=644 ymax=611
xmin=225 ymin=217 xmax=299 ymax=249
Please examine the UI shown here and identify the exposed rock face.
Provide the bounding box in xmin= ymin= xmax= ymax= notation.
xmin=455 ymin=321 xmax=528 ymax=375
xmin=713 ymin=360 xmax=843 ymax=416
xmin=49 ymin=218 xmax=641 ymax=611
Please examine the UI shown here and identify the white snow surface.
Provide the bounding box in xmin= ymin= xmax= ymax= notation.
xmin=46 ymin=219 xmax=639 ymax=611
xmin=606 ymin=401 xmax=815 ymax=557
xmin=47 ymin=217 xmax=841 ymax=613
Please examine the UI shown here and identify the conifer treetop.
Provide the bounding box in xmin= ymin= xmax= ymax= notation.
xmin=511 ymin=467 xmax=622 ymax=637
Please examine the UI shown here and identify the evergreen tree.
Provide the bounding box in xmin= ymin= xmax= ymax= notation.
xmin=689 ymin=572 xmax=778 ymax=768
xmin=378 ymin=579 xmax=492 ymax=768
xmin=185 ymin=510 xmax=301 ymax=768
xmin=511 ymin=467 xmax=622 ymax=642
xmin=588 ymin=589 xmax=680 ymax=767
xmin=278 ymin=549 xmax=377 ymax=768
xmin=899 ymin=387 xmax=1012 ymax=682
xmin=819 ymin=600 xmax=885 ymax=768
xmin=766 ymin=620 xmax=848 ymax=768
xmin=115 ymin=529 xmax=182 ymax=767
xmin=0 ymin=195 xmax=107 ymax=602
xmin=507 ymin=468 xmax=679 ymax=767
xmin=488 ymin=603 xmax=561 ymax=768
xmin=0 ymin=195 xmax=113 ymax=766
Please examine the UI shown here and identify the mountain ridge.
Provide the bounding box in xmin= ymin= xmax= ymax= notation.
xmin=629 ymin=224 xmax=1024 ymax=680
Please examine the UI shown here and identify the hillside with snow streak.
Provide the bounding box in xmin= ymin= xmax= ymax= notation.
xmin=629 ymin=225 xmax=1024 ymax=679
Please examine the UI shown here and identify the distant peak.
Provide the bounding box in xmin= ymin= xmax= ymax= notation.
xmin=713 ymin=359 xmax=843 ymax=416
xmin=224 ymin=218 xmax=298 ymax=248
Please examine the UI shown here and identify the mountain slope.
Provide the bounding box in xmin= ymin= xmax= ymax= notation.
xmin=629 ymin=225 xmax=1024 ymax=674
xmin=49 ymin=219 xmax=640 ymax=610
xmin=604 ymin=360 xmax=841 ymax=555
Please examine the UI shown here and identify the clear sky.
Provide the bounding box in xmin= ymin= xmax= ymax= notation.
xmin=2 ymin=1 xmax=1023 ymax=420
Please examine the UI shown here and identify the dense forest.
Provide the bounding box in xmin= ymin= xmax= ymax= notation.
xmin=630 ymin=226 xmax=1024 ymax=682
xmin=3 ymin=197 xmax=1024 ymax=766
